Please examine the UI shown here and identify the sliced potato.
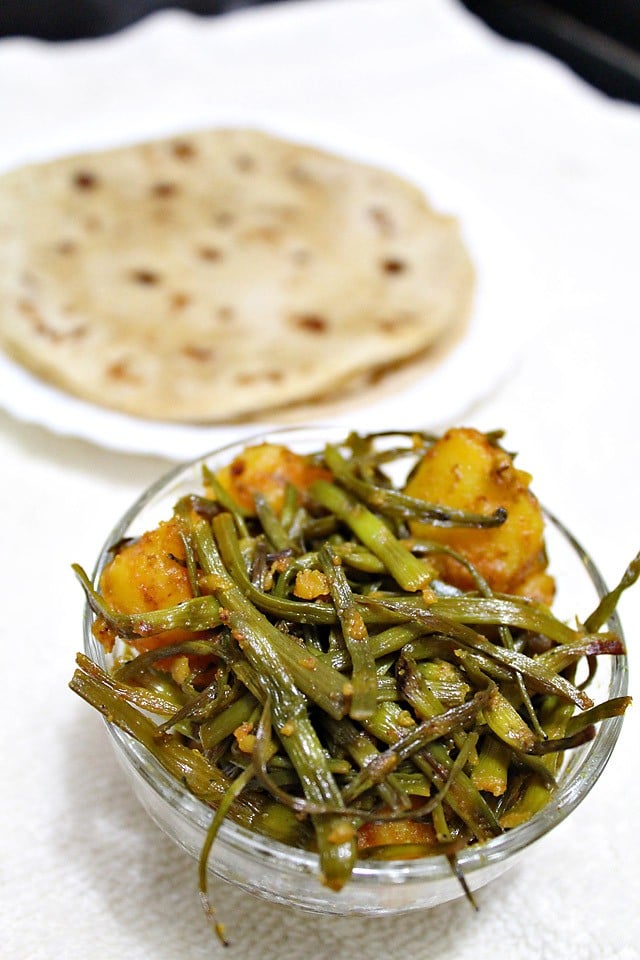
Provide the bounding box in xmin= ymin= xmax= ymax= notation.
xmin=405 ymin=427 xmax=554 ymax=602
xmin=214 ymin=442 xmax=331 ymax=515
xmin=99 ymin=517 xmax=194 ymax=650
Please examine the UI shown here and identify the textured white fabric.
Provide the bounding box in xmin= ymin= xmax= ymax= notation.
xmin=1 ymin=1 xmax=639 ymax=958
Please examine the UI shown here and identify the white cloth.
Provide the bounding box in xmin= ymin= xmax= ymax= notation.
xmin=1 ymin=2 xmax=639 ymax=958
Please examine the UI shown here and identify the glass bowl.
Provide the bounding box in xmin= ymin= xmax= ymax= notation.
xmin=82 ymin=426 xmax=629 ymax=916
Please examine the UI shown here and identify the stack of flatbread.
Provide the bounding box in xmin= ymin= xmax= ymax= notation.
xmin=0 ymin=128 xmax=473 ymax=422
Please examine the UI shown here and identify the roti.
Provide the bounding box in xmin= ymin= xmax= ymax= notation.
xmin=0 ymin=128 xmax=474 ymax=422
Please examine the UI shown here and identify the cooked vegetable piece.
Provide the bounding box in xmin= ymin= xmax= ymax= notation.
xmin=404 ymin=427 xmax=555 ymax=601
xmin=310 ymin=478 xmax=435 ymax=592
xmin=357 ymin=818 xmax=437 ymax=854
xmin=319 ymin=543 xmax=377 ymax=720
xmin=98 ymin=517 xmax=195 ymax=651
xmin=213 ymin=443 xmax=331 ymax=515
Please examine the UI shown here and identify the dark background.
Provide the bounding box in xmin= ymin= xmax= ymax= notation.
xmin=1 ymin=0 xmax=640 ymax=104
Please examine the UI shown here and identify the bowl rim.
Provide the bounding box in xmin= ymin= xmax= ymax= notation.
xmin=83 ymin=424 xmax=630 ymax=886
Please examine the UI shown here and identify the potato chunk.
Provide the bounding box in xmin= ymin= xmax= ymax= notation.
xmin=404 ymin=427 xmax=554 ymax=602
xmin=99 ymin=517 xmax=194 ymax=651
xmin=214 ymin=443 xmax=331 ymax=515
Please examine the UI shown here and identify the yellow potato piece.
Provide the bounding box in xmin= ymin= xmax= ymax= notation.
xmin=214 ymin=443 xmax=331 ymax=515
xmin=405 ymin=427 xmax=554 ymax=601
xmin=99 ymin=517 xmax=194 ymax=650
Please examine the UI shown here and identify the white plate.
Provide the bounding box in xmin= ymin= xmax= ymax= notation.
xmin=0 ymin=24 xmax=533 ymax=460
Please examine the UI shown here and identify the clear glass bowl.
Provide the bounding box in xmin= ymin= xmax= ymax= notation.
xmin=82 ymin=426 xmax=629 ymax=916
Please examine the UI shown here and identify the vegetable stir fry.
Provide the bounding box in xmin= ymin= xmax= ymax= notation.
xmin=70 ymin=428 xmax=634 ymax=926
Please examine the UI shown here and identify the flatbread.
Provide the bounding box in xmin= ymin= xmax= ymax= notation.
xmin=0 ymin=128 xmax=474 ymax=422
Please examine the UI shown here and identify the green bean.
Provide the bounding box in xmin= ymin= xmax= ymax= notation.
xmin=209 ymin=508 xmax=418 ymax=631
xmin=279 ymin=483 xmax=300 ymax=532
xmin=413 ymin=540 xmax=547 ymax=741
xmin=73 ymin=564 xmax=222 ymax=638
xmin=471 ymin=735 xmax=511 ymax=797
xmin=482 ymin=687 xmax=537 ymax=753
xmin=343 ymin=691 xmax=490 ymax=803
xmin=452 ymin=648 xmax=514 ymax=684
xmin=69 ymin=656 xmax=313 ymax=844
xmin=357 ymin=732 xmax=480 ymax=829
xmin=319 ymin=544 xmax=377 ymax=720
xmin=416 ymin=660 xmax=471 ymax=706
xmin=397 ymin=648 xmax=479 ymax=763
xmin=158 ymin=661 xmax=235 ymax=725
xmin=201 ymin=466 xmax=250 ymax=535
xmin=74 ymin=653 xmax=181 ymax=716
xmin=529 ymin=727 xmax=596 ymax=755
xmin=566 ymin=696 xmax=632 ymax=736
xmin=239 ymin=645 xmax=357 ymax=890
xmin=323 ymin=443 xmax=507 ymax=528
xmin=499 ymin=695 xmax=577 ymax=828
xmin=253 ymin=492 xmax=298 ymax=553
xmin=199 ymin=692 xmax=259 ymax=750
xmin=537 ymin=633 xmax=625 ymax=673
xmin=198 ymin=763 xmax=255 ymax=947
xmin=361 ymin=701 xmax=502 ymax=842
xmin=376 ymin=674 xmax=401 ymax=702
xmin=331 ymin=542 xmax=387 ymax=574
xmin=321 ymin=623 xmax=427 ymax=670
xmin=201 ymin=514 xmax=349 ymax=720
xmin=301 ymin=514 xmax=341 ymax=541
xmin=209 ymin=512 xmax=338 ymax=625
xmin=384 ymin=771 xmax=432 ymax=798
xmin=365 ymin=597 xmax=593 ymax=709
xmin=323 ymin=715 xmax=411 ymax=811
xmin=310 ymin=479 xmax=435 ymax=591
xmin=373 ymin=593 xmax=584 ymax=645
xmin=432 ymin=802 xmax=453 ymax=844
xmin=172 ymin=504 xmax=204 ymax=597
xmin=395 ymin=653 xmax=504 ymax=836
xmin=191 ymin=518 xmax=357 ymax=888
xmin=113 ymin=639 xmax=219 ymax=681
xmin=584 ymin=549 xmax=640 ymax=633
